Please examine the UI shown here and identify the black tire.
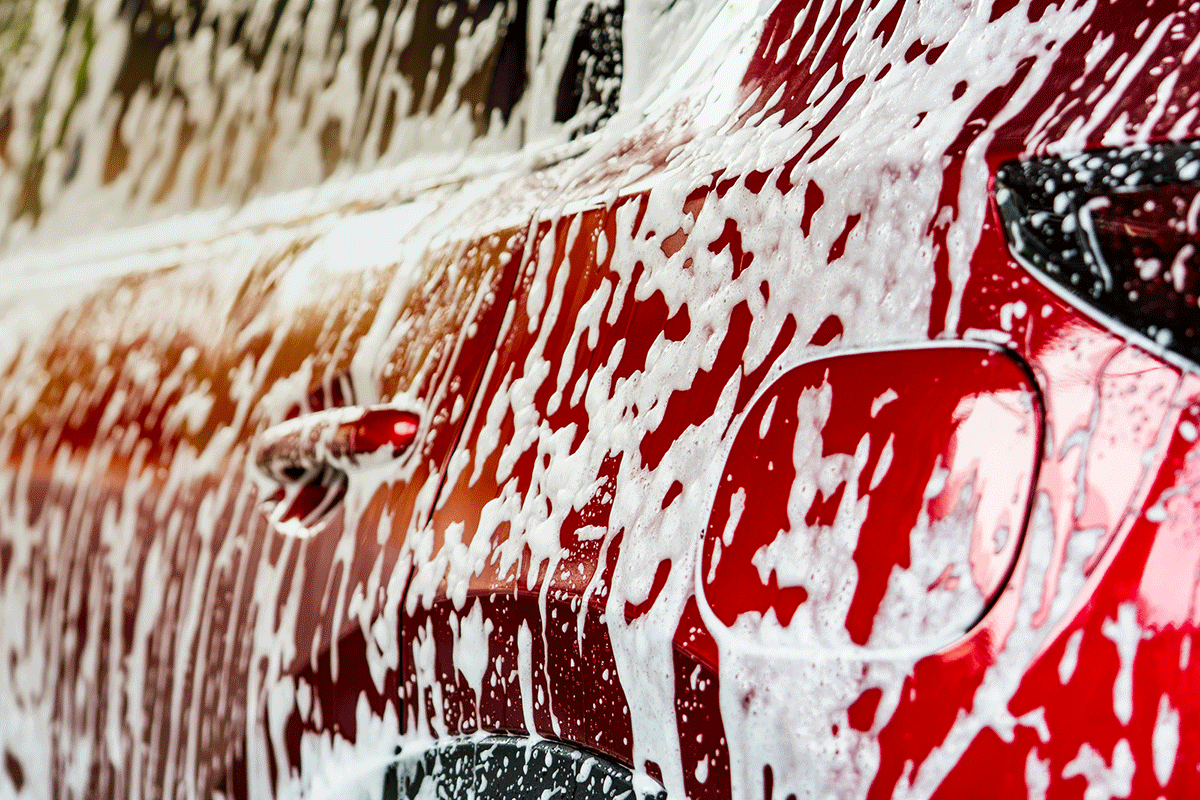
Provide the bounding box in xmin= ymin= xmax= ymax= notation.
xmin=384 ymin=735 xmax=667 ymax=800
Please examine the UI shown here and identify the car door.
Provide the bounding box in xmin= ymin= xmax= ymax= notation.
xmin=0 ymin=0 xmax=628 ymax=795
xmin=0 ymin=182 xmax=534 ymax=796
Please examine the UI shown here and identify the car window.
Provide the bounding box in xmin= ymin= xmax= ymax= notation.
xmin=0 ymin=0 xmax=623 ymax=249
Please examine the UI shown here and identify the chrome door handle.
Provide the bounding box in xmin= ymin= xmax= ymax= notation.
xmin=253 ymin=405 xmax=420 ymax=536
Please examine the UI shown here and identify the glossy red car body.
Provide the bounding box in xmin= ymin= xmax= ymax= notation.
xmin=0 ymin=0 xmax=1199 ymax=797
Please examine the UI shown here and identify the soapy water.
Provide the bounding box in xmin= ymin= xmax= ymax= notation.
xmin=0 ymin=0 xmax=1197 ymax=798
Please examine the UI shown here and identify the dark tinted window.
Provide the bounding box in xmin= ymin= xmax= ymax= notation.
xmin=0 ymin=0 xmax=623 ymax=239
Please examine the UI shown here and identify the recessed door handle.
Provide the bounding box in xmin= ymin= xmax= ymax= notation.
xmin=253 ymin=405 xmax=420 ymax=536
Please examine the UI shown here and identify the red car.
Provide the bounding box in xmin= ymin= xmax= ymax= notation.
xmin=0 ymin=0 xmax=1198 ymax=797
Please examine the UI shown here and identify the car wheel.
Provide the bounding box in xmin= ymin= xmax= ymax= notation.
xmin=385 ymin=736 xmax=667 ymax=800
